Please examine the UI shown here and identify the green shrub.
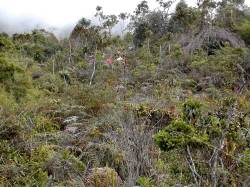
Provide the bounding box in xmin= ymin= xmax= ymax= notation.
xmin=33 ymin=115 xmax=60 ymax=133
xmin=182 ymin=99 xmax=202 ymax=125
xmin=132 ymin=63 xmax=157 ymax=83
xmin=137 ymin=176 xmax=156 ymax=187
xmin=237 ymin=19 xmax=250 ymax=44
xmin=0 ymin=35 xmax=14 ymax=51
xmin=0 ymin=141 xmax=48 ymax=186
xmin=35 ymin=73 xmax=65 ymax=93
xmin=0 ymin=56 xmax=31 ymax=100
xmin=154 ymin=120 xmax=195 ymax=151
xmin=14 ymin=30 xmax=61 ymax=63
xmin=68 ymin=84 xmax=116 ymax=114
xmin=191 ymin=47 xmax=246 ymax=89
xmin=0 ymin=88 xmax=17 ymax=114
xmin=0 ymin=56 xmax=20 ymax=81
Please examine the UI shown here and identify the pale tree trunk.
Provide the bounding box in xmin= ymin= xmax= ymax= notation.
xmin=209 ymin=134 xmax=226 ymax=187
xmin=68 ymin=40 xmax=72 ymax=64
xmin=89 ymin=50 xmax=97 ymax=86
xmin=186 ymin=145 xmax=201 ymax=186
xmin=52 ymin=57 xmax=55 ymax=75
xmin=159 ymin=45 xmax=162 ymax=64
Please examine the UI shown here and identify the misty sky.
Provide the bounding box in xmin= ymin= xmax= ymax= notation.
xmin=0 ymin=0 xmax=249 ymax=35
xmin=1 ymin=0 xmax=158 ymax=27
xmin=0 ymin=0 xmax=194 ymax=29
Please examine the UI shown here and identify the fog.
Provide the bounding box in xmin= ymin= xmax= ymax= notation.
xmin=0 ymin=0 xmax=248 ymax=37
xmin=0 ymin=11 xmax=75 ymax=38
xmin=0 ymin=0 xmax=158 ymax=36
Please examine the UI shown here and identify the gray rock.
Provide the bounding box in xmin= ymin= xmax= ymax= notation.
xmin=63 ymin=116 xmax=79 ymax=124
xmin=64 ymin=126 xmax=78 ymax=134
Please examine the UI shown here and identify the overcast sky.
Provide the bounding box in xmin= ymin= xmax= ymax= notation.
xmin=0 ymin=0 xmax=249 ymax=36
xmin=1 ymin=0 xmax=156 ymax=27
xmin=0 ymin=0 xmax=194 ymax=28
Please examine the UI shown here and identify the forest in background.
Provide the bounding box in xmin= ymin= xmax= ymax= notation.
xmin=0 ymin=0 xmax=250 ymax=186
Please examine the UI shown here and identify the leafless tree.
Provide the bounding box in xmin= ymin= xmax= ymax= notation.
xmin=108 ymin=111 xmax=159 ymax=186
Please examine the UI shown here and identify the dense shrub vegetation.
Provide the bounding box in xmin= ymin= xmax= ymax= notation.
xmin=0 ymin=0 xmax=250 ymax=186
